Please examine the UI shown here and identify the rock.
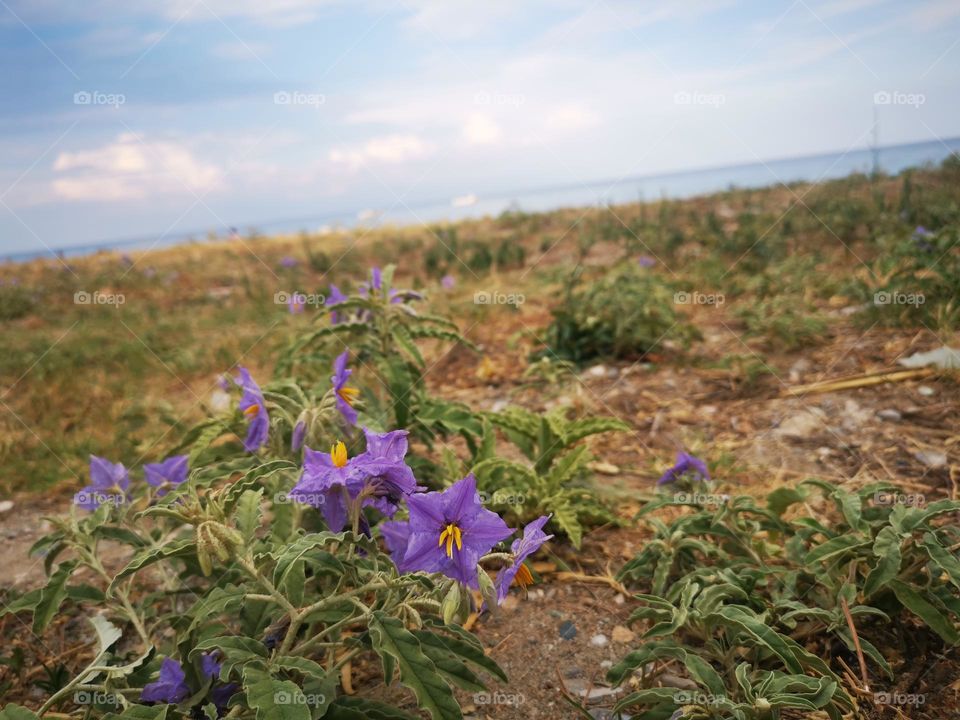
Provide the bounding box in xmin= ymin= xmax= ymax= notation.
xmin=788 ymin=358 xmax=811 ymax=383
xmin=588 ymin=461 xmax=620 ymax=476
xmin=587 ymin=364 xmax=608 ymax=378
xmin=600 ymin=660 xmax=613 ymax=669
xmin=490 ymin=399 xmax=509 ymax=413
xmin=775 ymin=409 xmax=826 ymax=440
xmin=841 ymin=399 xmax=872 ymax=430
xmin=899 ymin=346 xmax=960 ymax=369
xmin=0 ymin=500 xmax=13 ymax=513
xmin=613 ymin=594 xmax=625 ymax=605
xmin=915 ymin=450 xmax=947 ymax=469
xmin=590 ymin=634 xmax=609 ymax=648
xmin=877 ymin=409 xmax=902 ymax=422
xmin=659 ymin=672 xmax=699 ymax=690
xmin=611 ymin=625 xmax=636 ymax=644
xmin=918 ymin=385 xmax=935 ymax=397
xmin=559 ymin=620 xmax=577 ymax=640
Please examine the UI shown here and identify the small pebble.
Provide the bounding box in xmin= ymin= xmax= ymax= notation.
xmin=918 ymin=386 xmax=935 ymax=397
xmin=559 ymin=620 xmax=577 ymax=640
xmin=590 ymin=634 xmax=609 ymax=648
xmin=0 ymin=500 xmax=13 ymax=513
xmin=877 ymin=409 xmax=901 ymax=422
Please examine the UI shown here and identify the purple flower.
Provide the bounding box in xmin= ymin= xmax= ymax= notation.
xmin=495 ymin=515 xmax=553 ymax=603
xmin=331 ymin=351 xmax=358 ymax=426
xmin=289 ymin=441 xmax=358 ymax=531
xmin=358 ymin=267 xmax=382 ymax=297
xmin=441 ymin=274 xmax=455 ymax=290
xmin=141 ymin=657 xmax=190 ymax=704
xmin=386 ymin=474 xmax=513 ymax=588
xmin=279 ymin=256 xmax=298 ymax=268
xmin=657 ymin=451 xmax=710 ymax=486
xmin=144 ymin=455 xmax=189 ymax=497
xmin=211 ymin=683 xmax=239 ymax=713
xmin=291 ymin=420 xmax=306 ymax=452
xmin=201 ymin=652 xmax=221 ymax=680
xmin=326 ymin=284 xmax=348 ymax=324
xmin=389 ymin=288 xmax=423 ymax=305
xmin=288 ymin=292 xmax=305 ymax=314
xmin=74 ymin=455 xmax=130 ymax=510
xmin=913 ymin=226 xmax=933 ymax=238
xmin=638 ymin=255 xmax=656 ymax=268
xmin=354 ymin=428 xmax=420 ymax=517
xmin=235 ymin=367 xmax=269 ymax=452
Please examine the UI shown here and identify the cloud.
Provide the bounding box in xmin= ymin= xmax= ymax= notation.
xmin=462 ymin=114 xmax=503 ymax=145
xmin=51 ymin=133 xmax=220 ymax=201
xmin=328 ymin=134 xmax=434 ymax=170
xmin=545 ymin=104 xmax=600 ymax=134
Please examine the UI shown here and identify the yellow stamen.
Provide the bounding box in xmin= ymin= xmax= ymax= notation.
xmin=513 ymin=563 xmax=534 ymax=589
xmin=438 ymin=523 xmax=463 ymax=559
xmin=338 ymin=386 xmax=359 ymax=407
xmin=330 ymin=440 xmax=348 ymax=468
xmin=243 ymin=404 xmax=260 ymax=417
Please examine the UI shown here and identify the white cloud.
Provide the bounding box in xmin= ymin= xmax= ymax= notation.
xmin=545 ymin=104 xmax=600 ymax=134
xmin=51 ymin=133 xmax=220 ymax=201
xmin=329 ymin=134 xmax=434 ymax=170
xmin=462 ymin=114 xmax=503 ymax=145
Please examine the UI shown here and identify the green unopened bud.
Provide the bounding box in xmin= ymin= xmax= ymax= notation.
xmin=477 ymin=568 xmax=498 ymax=613
xmin=195 ymin=521 xmax=244 ymax=576
xmin=441 ymin=582 xmax=461 ymax=625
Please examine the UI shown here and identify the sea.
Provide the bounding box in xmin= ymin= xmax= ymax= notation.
xmin=6 ymin=136 xmax=960 ymax=264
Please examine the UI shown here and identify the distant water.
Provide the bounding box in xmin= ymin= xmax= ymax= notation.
xmin=7 ymin=136 xmax=960 ymax=264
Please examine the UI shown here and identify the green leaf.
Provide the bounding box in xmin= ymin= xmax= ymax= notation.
xmin=713 ymin=606 xmax=803 ymax=673
xmin=415 ymin=625 xmax=507 ymax=683
xmin=235 ymin=489 xmax=264 ymax=543
xmin=111 ymin=539 xmax=197 ymax=590
xmin=194 ymin=636 xmax=269 ymax=678
xmin=889 ymin=579 xmax=960 ymax=644
xmin=921 ymin=532 xmax=960 ymax=590
xmin=243 ymin=666 xmax=311 ymax=720
xmin=804 ymin=535 xmax=870 ymax=565
xmin=102 ymin=706 xmax=170 ymax=720
xmin=863 ymin=526 xmax=902 ymax=598
xmin=0 ymin=704 xmax=40 ymax=720
xmin=326 ymin=697 xmax=418 ymax=720
xmin=766 ymin=487 xmax=807 ymax=516
xmin=368 ymin=611 xmax=462 ymax=720
xmin=551 ymin=502 xmax=583 ymax=548
xmin=271 ymin=655 xmax=328 ymax=681
xmin=562 ymin=416 xmax=630 ymax=445
xmin=32 ymin=560 xmax=77 ymax=634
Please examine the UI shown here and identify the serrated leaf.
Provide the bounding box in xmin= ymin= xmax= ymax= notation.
xmin=235 ymin=489 xmax=264 ymax=542
xmin=368 ymin=612 xmax=462 ymax=720
xmin=243 ymin=666 xmax=311 ymax=720
xmin=32 ymin=560 xmax=77 ymax=634
xmin=551 ymin=502 xmax=583 ymax=548
xmin=111 ymin=539 xmax=197 ymax=590
xmin=889 ymin=579 xmax=960 ymax=644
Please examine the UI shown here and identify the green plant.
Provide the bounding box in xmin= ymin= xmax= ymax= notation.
xmin=608 ymin=480 xmax=960 ymax=719
xmin=734 ymin=295 xmax=830 ymax=351
xmin=444 ymin=405 xmax=629 ymax=547
xmin=538 ymin=264 xmax=699 ymax=364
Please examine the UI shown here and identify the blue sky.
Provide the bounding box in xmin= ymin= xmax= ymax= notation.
xmin=1 ymin=0 xmax=959 ymax=255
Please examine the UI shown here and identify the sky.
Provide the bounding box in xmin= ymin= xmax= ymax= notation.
xmin=1 ymin=0 xmax=959 ymax=256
